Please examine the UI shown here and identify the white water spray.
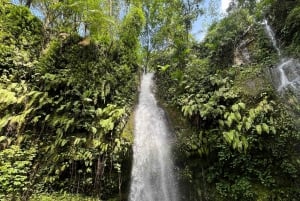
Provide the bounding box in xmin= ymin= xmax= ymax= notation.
xmin=129 ymin=73 xmax=178 ymax=201
xmin=276 ymin=59 xmax=300 ymax=92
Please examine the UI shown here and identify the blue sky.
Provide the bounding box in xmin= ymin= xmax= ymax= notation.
xmin=192 ymin=0 xmax=231 ymax=41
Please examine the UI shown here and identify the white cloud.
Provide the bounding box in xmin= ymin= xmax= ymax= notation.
xmin=221 ymin=0 xmax=231 ymax=13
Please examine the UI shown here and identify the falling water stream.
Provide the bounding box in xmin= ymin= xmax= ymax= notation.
xmin=129 ymin=73 xmax=178 ymax=201
xmin=264 ymin=19 xmax=281 ymax=56
xmin=264 ymin=19 xmax=300 ymax=92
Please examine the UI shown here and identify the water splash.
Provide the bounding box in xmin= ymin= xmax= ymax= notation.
xmin=263 ymin=19 xmax=300 ymax=92
xmin=129 ymin=73 xmax=178 ymax=201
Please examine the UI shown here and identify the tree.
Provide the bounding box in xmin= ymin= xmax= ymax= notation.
xmin=140 ymin=0 xmax=203 ymax=70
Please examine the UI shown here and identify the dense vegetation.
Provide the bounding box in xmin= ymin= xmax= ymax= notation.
xmin=154 ymin=0 xmax=300 ymax=200
xmin=0 ymin=0 xmax=144 ymax=200
xmin=0 ymin=0 xmax=299 ymax=200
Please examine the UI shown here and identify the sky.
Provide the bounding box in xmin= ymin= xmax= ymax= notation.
xmin=192 ymin=0 xmax=231 ymax=41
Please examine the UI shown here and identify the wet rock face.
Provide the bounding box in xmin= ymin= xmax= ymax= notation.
xmin=271 ymin=58 xmax=300 ymax=93
xmin=234 ymin=38 xmax=254 ymax=66
xmin=234 ymin=46 xmax=251 ymax=65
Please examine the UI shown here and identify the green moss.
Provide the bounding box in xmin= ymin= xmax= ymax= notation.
xmin=252 ymin=184 xmax=271 ymax=201
xmin=156 ymin=90 xmax=193 ymax=137
xmin=231 ymin=65 xmax=274 ymax=104
xmin=31 ymin=193 xmax=97 ymax=201
xmin=121 ymin=111 xmax=135 ymax=144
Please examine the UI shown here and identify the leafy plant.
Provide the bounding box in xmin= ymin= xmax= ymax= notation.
xmin=0 ymin=145 xmax=37 ymax=200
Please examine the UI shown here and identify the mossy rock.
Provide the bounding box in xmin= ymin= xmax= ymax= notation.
xmin=231 ymin=65 xmax=274 ymax=104
xmin=121 ymin=111 xmax=135 ymax=144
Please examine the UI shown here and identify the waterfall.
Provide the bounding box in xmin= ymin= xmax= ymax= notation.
xmin=129 ymin=73 xmax=178 ymax=201
xmin=276 ymin=58 xmax=300 ymax=92
xmin=263 ymin=19 xmax=300 ymax=92
xmin=263 ymin=19 xmax=281 ymax=56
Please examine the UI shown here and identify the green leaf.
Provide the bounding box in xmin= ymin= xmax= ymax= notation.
xmin=234 ymin=112 xmax=241 ymax=121
xmin=237 ymin=124 xmax=242 ymax=131
xmin=229 ymin=112 xmax=236 ymax=122
xmin=224 ymin=112 xmax=229 ymax=119
xmin=182 ymin=105 xmax=193 ymax=117
xmin=238 ymin=102 xmax=246 ymax=110
xmin=158 ymin=64 xmax=170 ymax=72
xmin=238 ymin=141 xmax=243 ymax=152
xmin=0 ymin=136 xmax=7 ymax=142
xmin=228 ymin=130 xmax=235 ymax=141
xmin=60 ymin=139 xmax=68 ymax=147
xmin=232 ymin=104 xmax=239 ymax=112
xmin=256 ymin=125 xmax=262 ymax=135
xmin=0 ymin=115 xmax=11 ymax=130
xmin=74 ymin=138 xmax=81 ymax=145
xmin=218 ymin=120 xmax=224 ymax=127
xmin=270 ymin=126 xmax=276 ymax=134
xmin=91 ymin=127 xmax=97 ymax=134
xmin=241 ymin=136 xmax=248 ymax=151
xmin=249 ymin=109 xmax=255 ymax=119
xmin=262 ymin=123 xmax=269 ymax=134
xmin=223 ymin=130 xmax=235 ymax=143
xmin=100 ymin=118 xmax=114 ymax=131
xmin=225 ymin=118 xmax=233 ymax=127
xmin=233 ymin=139 xmax=239 ymax=149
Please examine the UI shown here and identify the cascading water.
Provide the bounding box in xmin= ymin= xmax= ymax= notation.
xmin=129 ymin=73 xmax=178 ymax=201
xmin=264 ymin=19 xmax=281 ymax=56
xmin=263 ymin=19 xmax=300 ymax=93
xmin=276 ymin=59 xmax=300 ymax=92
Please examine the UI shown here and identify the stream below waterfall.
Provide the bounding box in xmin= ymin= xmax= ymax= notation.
xmin=129 ymin=73 xmax=178 ymax=201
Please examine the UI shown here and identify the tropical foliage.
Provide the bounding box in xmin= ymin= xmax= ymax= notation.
xmin=0 ymin=0 xmax=300 ymax=200
xmin=0 ymin=1 xmax=144 ymax=200
xmin=154 ymin=0 xmax=300 ymax=200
